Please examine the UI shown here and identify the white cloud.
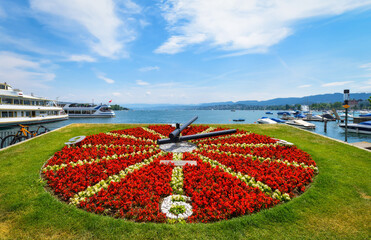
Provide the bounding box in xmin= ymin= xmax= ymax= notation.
xmin=67 ymin=55 xmax=96 ymax=62
xmin=136 ymin=79 xmax=149 ymax=85
xmin=138 ymin=66 xmax=160 ymax=72
xmin=156 ymin=0 xmax=371 ymax=54
xmin=298 ymin=84 xmax=311 ymax=88
xmin=146 ymin=91 xmax=151 ymax=95
xmin=360 ymin=63 xmax=371 ymax=71
xmin=0 ymin=51 xmax=55 ymax=90
xmin=98 ymin=74 xmax=115 ymax=84
xmin=113 ymin=92 xmax=121 ymax=96
xmin=322 ymin=81 xmax=353 ymax=87
xmin=30 ymin=0 xmax=139 ymax=58
xmin=120 ymin=0 xmax=142 ymax=14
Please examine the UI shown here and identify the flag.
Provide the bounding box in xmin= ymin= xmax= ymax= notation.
xmin=109 ymin=100 xmax=112 ymax=103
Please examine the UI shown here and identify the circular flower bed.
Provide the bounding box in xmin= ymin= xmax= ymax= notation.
xmin=41 ymin=125 xmax=318 ymax=223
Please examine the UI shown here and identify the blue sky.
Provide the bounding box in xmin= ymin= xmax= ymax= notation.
xmin=0 ymin=0 xmax=371 ymax=105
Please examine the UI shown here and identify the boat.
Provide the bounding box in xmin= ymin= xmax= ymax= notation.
xmin=309 ymin=114 xmax=324 ymax=120
xmin=286 ymin=119 xmax=316 ymax=129
xmin=270 ymin=117 xmax=286 ymax=123
xmin=257 ymin=117 xmax=277 ymax=124
xmin=321 ymin=113 xmax=336 ymax=120
xmin=0 ymin=82 xmax=68 ymax=127
xmin=265 ymin=111 xmax=273 ymax=114
xmin=339 ymin=113 xmax=354 ymax=119
xmin=62 ymin=103 xmax=115 ymax=118
xmin=294 ymin=113 xmax=306 ymax=118
xmin=277 ymin=111 xmax=291 ymax=115
xmin=339 ymin=121 xmax=371 ymax=134
xmin=359 ymin=113 xmax=371 ymax=118
xmin=233 ymin=119 xmax=245 ymax=122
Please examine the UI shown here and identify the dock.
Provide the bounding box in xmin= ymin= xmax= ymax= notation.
xmin=350 ymin=142 xmax=371 ymax=151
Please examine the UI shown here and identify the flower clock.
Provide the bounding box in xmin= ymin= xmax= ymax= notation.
xmin=41 ymin=125 xmax=318 ymax=223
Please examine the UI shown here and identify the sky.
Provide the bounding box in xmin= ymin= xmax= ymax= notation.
xmin=0 ymin=0 xmax=371 ymax=105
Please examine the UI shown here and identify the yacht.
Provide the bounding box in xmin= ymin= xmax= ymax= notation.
xmin=62 ymin=103 xmax=115 ymax=118
xmin=0 ymin=83 xmax=68 ymax=127
xmin=339 ymin=121 xmax=371 ymax=134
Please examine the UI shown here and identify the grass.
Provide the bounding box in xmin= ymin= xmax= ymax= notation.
xmin=0 ymin=123 xmax=370 ymax=239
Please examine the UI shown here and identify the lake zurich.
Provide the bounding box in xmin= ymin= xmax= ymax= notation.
xmin=4 ymin=109 xmax=367 ymax=144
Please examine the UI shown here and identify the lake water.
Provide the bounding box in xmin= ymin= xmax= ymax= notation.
xmin=1 ymin=110 xmax=370 ymax=144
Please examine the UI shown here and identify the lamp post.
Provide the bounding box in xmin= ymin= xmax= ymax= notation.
xmin=343 ymin=89 xmax=350 ymax=142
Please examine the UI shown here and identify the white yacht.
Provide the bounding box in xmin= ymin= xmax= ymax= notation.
xmin=0 ymin=83 xmax=68 ymax=127
xmin=62 ymin=103 xmax=115 ymax=118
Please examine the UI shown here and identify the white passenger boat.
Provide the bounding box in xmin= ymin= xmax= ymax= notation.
xmin=0 ymin=83 xmax=68 ymax=127
xmin=62 ymin=103 xmax=115 ymax=118
xmin=339 ymin=121 xmax=371 ymax=134
xmin=286 ymin=119 xmax=316 ymax=129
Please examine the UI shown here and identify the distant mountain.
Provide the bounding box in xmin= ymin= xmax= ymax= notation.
xmin=122 ymin=92 xmax=370 ymax=110
xmin=202 ymin=92 xmax=371 ymax=107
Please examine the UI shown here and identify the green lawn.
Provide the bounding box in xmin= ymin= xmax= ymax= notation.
xmin=0 ymin=123 xmax=370 ymax=239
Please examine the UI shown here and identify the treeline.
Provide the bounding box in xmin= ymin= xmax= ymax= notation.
xmin=110 ymin=104 xmax=129 ymax=110
xmin=196 ymin=100 xmax=370 ymax=111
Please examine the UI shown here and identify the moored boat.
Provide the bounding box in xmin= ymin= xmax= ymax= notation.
xmin=0 ymin=83 xmax=68 ymax=128
xmin=270 ymin=117 xmax=286 ymax=123
xmin=257 ymin=117 xmax=277 ymax=124
xmin=286 ymin=119 xmax=316 ymax=129
xmin=339 ymin=121 xmax=371 ymax=134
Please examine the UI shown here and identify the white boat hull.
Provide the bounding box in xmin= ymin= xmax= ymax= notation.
xmin=257 ymin=118 xmax=277 ymax=124
xmin=0 ymin=115 xmax=68 ymax=127
xmin=339 ymin=123 xmax=371 ymax=134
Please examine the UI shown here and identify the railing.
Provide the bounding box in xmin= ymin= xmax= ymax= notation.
xmin=0 ymin=131 xmax=17 ymax=149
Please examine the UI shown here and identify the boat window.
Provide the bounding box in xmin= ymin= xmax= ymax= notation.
xmin=3 ymin=98 xmax=12 ymax=104
xmin=9 ymin=112 xmax=13 ymax=117
xmin=1 ymin=112 xmax=8 ymax=117
xmin=82 ymin=110 xmax=90 ymax=114
xmin=24 ymin=100 xmax=30 ymax=105
xmin=25 ymin=111 xmax=30 ymax=117
xmin=101 ymin=107 xmax=111 ymax=112
xmin=0 ymin=84 xmax=5 ymax=89
xmin=14 ymin=99 xmax=20 ymax=104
